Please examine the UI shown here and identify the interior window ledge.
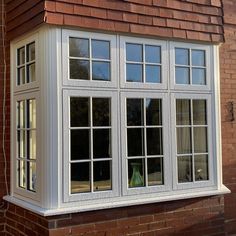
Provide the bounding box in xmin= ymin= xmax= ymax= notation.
xmin=3 ymin=186 xmax=230 ymax=217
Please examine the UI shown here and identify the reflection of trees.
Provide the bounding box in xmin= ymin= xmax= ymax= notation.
xmin=70 ymin=59 xmax=89 ymax=80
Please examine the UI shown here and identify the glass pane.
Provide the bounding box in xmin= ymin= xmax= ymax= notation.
xmin=146 ymin=99 xmax=162 ymax=126
xmin=145 ymin=45 xmax=161 ymax=63
xmin=147 ymin=128 xmax=163 ymax=156
xmin=192 ymin=50 xmax=205 ymax=67
xmin=29 ymin=99 xmax=36 ymax=129
xmin=127 ymin=99 xmax=143 ymax=126
xmin=194 ymin=127 xmax=208 ymax=153
xmin=27 ymin=42 xmax=35 ymax=62
xmin=29 ymin=161 xmax=36 ymax=191
xmin=128 ymin=159 xmax=145 ymax=188
xmin=27 ymin=63 xmax=35 ymax=83
xmin=93 ymin=98 xmax=110 ymax=126
xmin=17 ymin=101 xmax=25 ymax=128
xmin=147 ymin=158 xmax=163 ymax=186
xmin=126 ymin=43 xmax=142 ymax=62
xmin=176 ymin=99 xmax=191 ymax=125
xmin=29 ymin=130 xmax=36 ymax=160
xmin=69 ymin=38 xmax=89 ymax=58
xmin=70 ymin=97 xmax=89 ymax=127
xmin=71 ymin=162 xmax=90 ymax=193
xmin=178 ymin=156 xmax=192 ymax=183
xmin=127 ymin=128 xmax=144 ymax=157
xmin=92 ymin=40 xmax=110 ymax=59
xmin=17 ymin=130 xmax=26 ymax=158
xmin=175 ymin=48 xmax=189 ymax=65
xmin=17 ymin=67 xmax=26 ymax=85
xmin=93 ymin=129 xmax=111 ymax=158
xmin=17 ymin=47 xmax=25 ymax=65
xmin=126 ymin=64 xmax=143 ymax=82
xmin=71 ymin=129 xmax=90 ymax=160
xmin=92 ymin=61 xmax=110 ymax=81
xmin=177 ymin=127 xmax=192 ymax=154
xmin=146 ymin=65 xmax=161 ymax=83
xmin=70 ymin=59 xmax=89 ymax=80
xmin=175 ymin=67 xmax=190 ymax=84
xmin=18 ymin=160 xmax=26 ymax=189
xmin=192 ymin=68 xmax=206 ymax=85
xmin=193 ymin=100 xmax=207 ymax=125
xmin=94 ymin=161 xmax=111 ymax=191
xmin=195 ymin=155 xmax=208 ymax=181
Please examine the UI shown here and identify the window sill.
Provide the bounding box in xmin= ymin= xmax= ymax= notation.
xmin=4 ymin=185 xmax=230 ymax=217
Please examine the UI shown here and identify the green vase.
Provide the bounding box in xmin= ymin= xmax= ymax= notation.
xmin=130 ymin=163 xmax=144 ymax=187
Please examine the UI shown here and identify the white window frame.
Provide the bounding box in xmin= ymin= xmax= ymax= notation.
xmin=120 ymin=36 xmax=168 ymax=90
xmin=12 ymin=34 xmax=40 ymax=93
xmin=12 ymin=91 xmax=41 ymax=203
xmin=169 ymin=42 xmax=211 ymax=91
xmin=171 ymin=93 xmax=215 ymax=190
xmin=120 ymin=92 xmax=171 ymax=195
xmin=62 ymin=30 xmax=118 ymax=89
xmin=63 ymin=89 xmax=119 ymax=202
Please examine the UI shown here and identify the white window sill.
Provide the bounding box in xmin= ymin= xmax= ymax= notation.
xmin=4 ymin=185 xmax=230 ymax=217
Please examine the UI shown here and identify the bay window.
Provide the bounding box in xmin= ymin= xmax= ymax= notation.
xmin=7 ymin=28 xmax=229 ymax=215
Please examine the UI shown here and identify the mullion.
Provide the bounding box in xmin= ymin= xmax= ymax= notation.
xmin=90 ymin=97 xmax=94 ymax=192
xmin=143 ymin=98 xmax=148 ymax=187
xmin=190 ymin=99 xmax=195 ymax=182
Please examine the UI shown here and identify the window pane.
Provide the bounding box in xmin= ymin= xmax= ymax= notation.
xmin=194 ymin=127 xmax=208 ymax=153
xmin=127 ymin=128 xmax=144 ymax=157
xmin=147 ymin=128 xmax=163 ymax=156
xmin=71 ymin=129 xmax=90 ymax=160
xmin=177 ymin=127 xmax=192 ymax=154
xmin=145 ymin=45 xmax=161 ymax=63
xmin=17 ymin=67 xmax=26 ymax=85
xmin=178 ymin=156 xmax=192 ymax=183
xmin=70 ymin=97 xmax=89 ymax=127
xmin=29 ymin=161 xmax=36 ymax=192
xmin=93 ymin=129 xmax=111 ymax=159
xmin=27 ymin=42 xmax=35 ymax=62
xmin=128 ymin=159 xmax=145 ymax=188
xmin=146 ymin=99 xmax=162 ymax=126
xmin=18 ymin=160 xmax=26 ymax=189
xmin=92 ymin=40 xmax=110 ymax=59
xmin=93 ymin=98 xmax=110 ymax=126
xmin=126 ymin=43 xmax=142 ymax=62
xmin=175 ymin=67 xmax=190 ymax=84
xmin=193 ymin=100 xmax=207 ymax=125
xmin=27 ymin=63 xmax=35 ymax=83
xmin=17 ymin=130 xmax=26 ymax=158
xmin=70 ymin=59 xmax=90 ymax=80
xmin=92 ymin=61 xmax=110 ymax=81
xmin=192 ymin=50 xmax=205 ymax=67
xmin=17 ymin=47 xmax=25 ymax=66
xmin=29 ymin=130 xmax=36 ymax=160
xmin=176 ymin=99 xmax=191 ymax=125
xmin=147 ymin=158 xmax=163 ymax=186
xmin=192 ymin=68 xmax=206 ymax=85
xmin=94 ymin=161 xmax=111 ymax=191
xmin=17 ymin=101 xmax=25 ymax=128
xmin=126 ymin=64 xmax=143 ymax=82
xmin=175 ymin=48 xmax=189 ymax=65
xmin=29 ymin=99 xmax=36 ymax=129
xmin=69 ymin=38 xmax=89 ymax=58
xmin=195 ymin=155 xmax=208 ymax=181
xmin=145 ymin=65 xmax=161 ymax=83
xmin=127 ymin=99 xmax=144 ymax=126
xmin=71 ymin=162 xmax=90 ymax=193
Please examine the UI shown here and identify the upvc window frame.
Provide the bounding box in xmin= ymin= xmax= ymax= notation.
xmin=62 ymin=30 xmax=118 ymax=89
xmin=169 ymin=42 xmax=211 ymax=91
xmin=171 ymin=93 xmax=215 ymax=191
xmin=120 ymin=36 xmax=168 ymax=90
xmin=13 ymin=34 xmax=40 ymax=93
xmin=12 ymin=91 xmax=41 ymax=203
xmin=120 ymin=91 xmax=171 ymax=196
xmin=63 ymin=89 xmax=119 ymax=202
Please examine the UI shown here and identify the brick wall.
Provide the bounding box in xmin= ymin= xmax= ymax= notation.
xmin=220 ymin=0 xmax=236 ymax=235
